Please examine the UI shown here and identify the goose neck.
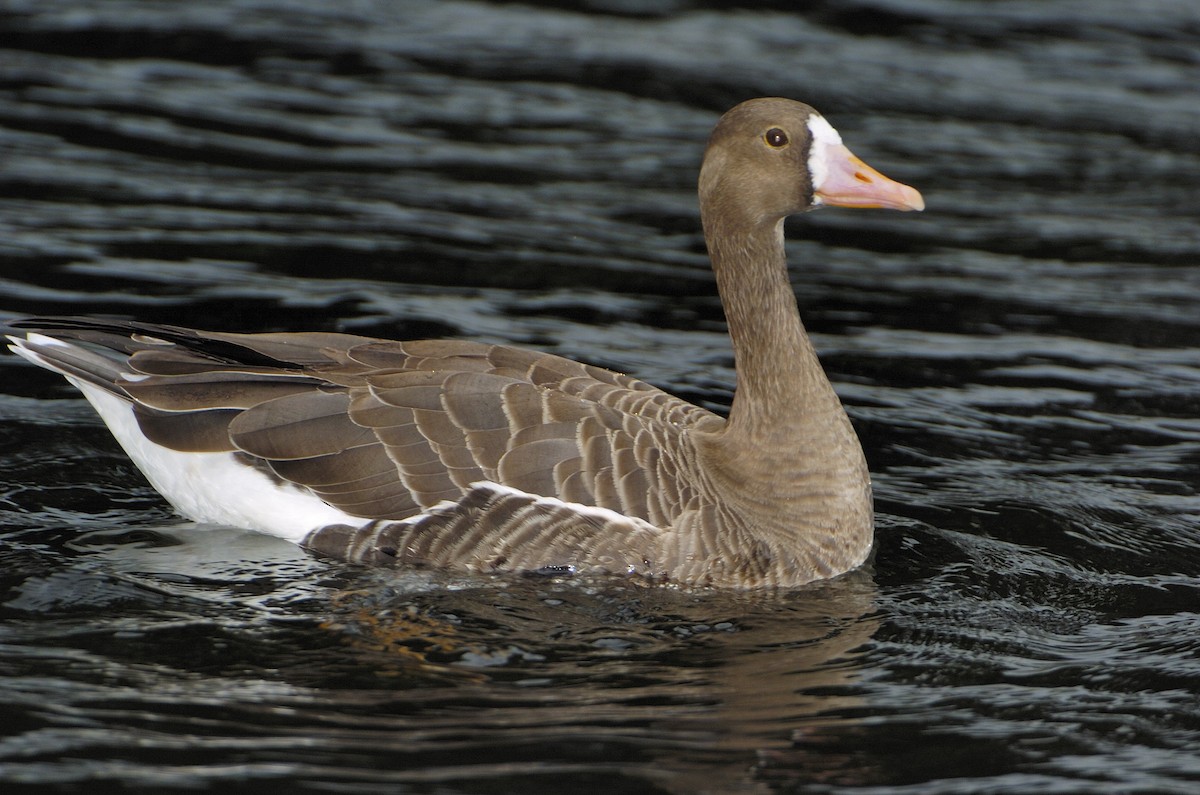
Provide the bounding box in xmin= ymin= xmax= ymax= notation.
xmin=702 ymin=212 xmax=845 ymax=443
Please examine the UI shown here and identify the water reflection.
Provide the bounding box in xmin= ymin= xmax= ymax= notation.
xmin=1 ymin=523 xmax=879 ymax=791
xmin=320 ymin=568 xmax=880 ymax=793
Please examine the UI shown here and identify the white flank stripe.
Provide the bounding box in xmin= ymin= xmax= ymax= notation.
xmin=468 ymin=480 xmax=656 ymax=530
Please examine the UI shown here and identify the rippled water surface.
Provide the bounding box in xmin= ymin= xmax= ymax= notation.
xmin=3 ymin=1 xmax=1200 ymax=792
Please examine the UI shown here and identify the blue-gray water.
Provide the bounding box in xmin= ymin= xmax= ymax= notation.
xmin=2 ymin=1 xmax=1200 ymax=792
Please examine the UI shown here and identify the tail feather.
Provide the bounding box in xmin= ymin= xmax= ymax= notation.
xmin=7 ymin=332 xmax=133 ymax=399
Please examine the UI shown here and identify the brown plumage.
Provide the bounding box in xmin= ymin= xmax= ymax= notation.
xmin=7 ymin=98 xmax=923 ymax=588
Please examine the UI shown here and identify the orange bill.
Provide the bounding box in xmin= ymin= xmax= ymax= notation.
xmin=815 ymin=143 xmax=925 ymax=212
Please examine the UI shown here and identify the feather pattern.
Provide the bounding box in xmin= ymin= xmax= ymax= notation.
xmin=6 ymin=98 xmax=923 ymax=587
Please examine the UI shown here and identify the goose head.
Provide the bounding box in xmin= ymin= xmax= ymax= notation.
xmin=699 ymin=97 xmax=924 ymax=227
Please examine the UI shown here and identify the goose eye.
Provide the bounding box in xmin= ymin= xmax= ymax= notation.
xmin=764 ymin=128 xmax=789 ymax=148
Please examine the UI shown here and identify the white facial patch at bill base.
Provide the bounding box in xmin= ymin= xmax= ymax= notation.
xmin=805 ymin=114 xmax=845 ymax=206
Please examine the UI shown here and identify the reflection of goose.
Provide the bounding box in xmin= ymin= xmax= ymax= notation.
xmin=323 ymin=568 xmax=881 ymax=794
xmin=8 ymin=98 xmax=922 ymax=588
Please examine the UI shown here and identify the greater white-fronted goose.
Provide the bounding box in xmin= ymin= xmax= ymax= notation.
xmin=8 ymin=98 xmax=923 ymax=588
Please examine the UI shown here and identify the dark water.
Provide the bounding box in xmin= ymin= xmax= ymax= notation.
xmin=2 ymin=0 xmax=1200 ymax=792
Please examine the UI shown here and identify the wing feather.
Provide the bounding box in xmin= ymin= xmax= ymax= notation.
xmin=229 ymin=391 xmax=377 ymax=460
xmin=11 ymin=319 xmax=727 ymax=574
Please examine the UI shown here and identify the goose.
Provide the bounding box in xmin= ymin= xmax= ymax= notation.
xmin=7 ymin=98 xmax=923 ymax=588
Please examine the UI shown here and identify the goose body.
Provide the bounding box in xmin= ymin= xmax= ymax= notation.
xmin=8 ymin=98 xmax=923 ymax=588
